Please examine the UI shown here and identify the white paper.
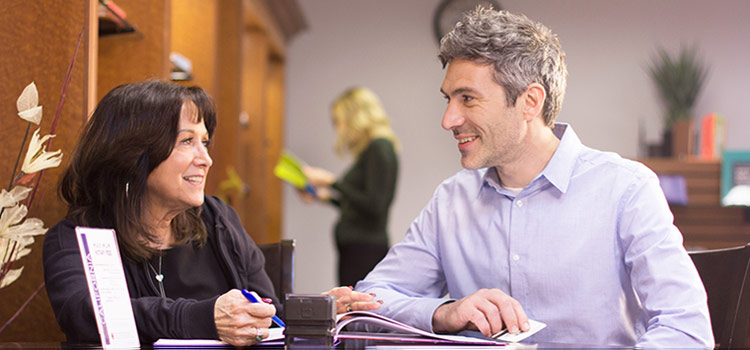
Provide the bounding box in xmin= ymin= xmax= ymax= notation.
xmin=495 ymin=319 xmax=546 ymax=343
xmin=154 ymin=328 xmax=285 ymax=347
xmin=76 ymin=227 xmax=140 ymax=348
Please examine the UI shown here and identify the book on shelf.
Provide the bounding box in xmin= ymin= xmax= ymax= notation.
xmin=97 ymin=0 xmax=137 ymax=36
xmin=698 ymin=112 xmax=726 ymax=160
xmin=154 ymin=310 xmax=546 ymax=347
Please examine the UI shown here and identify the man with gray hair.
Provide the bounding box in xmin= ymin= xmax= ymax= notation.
xmin=356 ymin=7 xmax=713 ymax=347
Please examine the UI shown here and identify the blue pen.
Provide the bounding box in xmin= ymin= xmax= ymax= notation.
xmin=304 ymin=184 xmax=317 ymax=196
xmin=241 ymin=289 xmax=285 ymax=328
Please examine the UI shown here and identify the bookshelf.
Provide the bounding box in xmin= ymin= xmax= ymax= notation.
xmin=640 ymin=158 xmax=750 ymax=250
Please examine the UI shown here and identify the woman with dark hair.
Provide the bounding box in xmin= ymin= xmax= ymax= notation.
xmin=43 ymin=80 xmax=379 ymax=346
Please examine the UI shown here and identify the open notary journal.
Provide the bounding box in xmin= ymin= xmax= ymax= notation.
xmin=155 ymin=311 xmax=545 ymax=347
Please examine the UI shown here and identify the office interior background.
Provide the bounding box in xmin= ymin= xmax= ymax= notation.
xmin=0 ymin=0 xmax=749 ymax=342
xmin=285 ymin=0 xmax=750 ymax=294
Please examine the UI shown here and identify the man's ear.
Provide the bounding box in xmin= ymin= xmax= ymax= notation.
xmin=520 ymin=83 xmax=546 ymax=121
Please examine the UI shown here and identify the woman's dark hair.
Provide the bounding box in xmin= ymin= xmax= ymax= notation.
xmin=60 ymin=80 xmax=217 ymax=261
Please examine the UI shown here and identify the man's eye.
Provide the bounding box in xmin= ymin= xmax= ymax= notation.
xmin=463 ymin=95 xmax=474 ymax=102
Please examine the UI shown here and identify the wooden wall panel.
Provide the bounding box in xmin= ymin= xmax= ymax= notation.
xmin=211 ymin=0 xmax=243 ymax=198
xmin=0 ymin=0 xmax=90 ymax=342
xmin=244 ymin=0 xmax=286 ymax=58
xmin=264 ymin=60 xmax=285 ymax=242
xmin=170 ymin=0 xmax=218 ymax=96
xmin=97 ymin=0 xmax=170 ymax=101
xmin=240 ymin=30 xmax=270 ymax=243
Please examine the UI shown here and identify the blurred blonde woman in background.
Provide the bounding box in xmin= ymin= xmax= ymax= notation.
xmin=303 ymin=87 xmax=399 ymax=287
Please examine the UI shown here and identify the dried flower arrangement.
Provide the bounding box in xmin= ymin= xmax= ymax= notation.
xmin=0 ymin=26 xmax=83 ymax=336
xmin=0 ymin=82 xmax=64 ymax=288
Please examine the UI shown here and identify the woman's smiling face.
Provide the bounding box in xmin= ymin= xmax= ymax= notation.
xmin=145 ymin=101 xmax=213 ymax=217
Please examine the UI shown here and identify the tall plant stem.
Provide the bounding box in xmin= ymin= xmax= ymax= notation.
xmin=8 ymin=123 xmax=31 ymax=191
xmin=0 ymin=282 xmax=45 ymax=334
xmin=27 ymin=26 xmax=84 ymax=211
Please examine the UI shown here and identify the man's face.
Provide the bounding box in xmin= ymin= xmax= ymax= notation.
xmin=440 ymin=59 xmax=527 ymax=170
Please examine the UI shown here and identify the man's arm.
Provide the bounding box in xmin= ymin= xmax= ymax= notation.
xmin=356 ymin=182 xmax=529 ymax=337
xmin=354 ymin=195 xmax=453 ymax=332
xmin=618 ymin=169 xmax=713 ymax=347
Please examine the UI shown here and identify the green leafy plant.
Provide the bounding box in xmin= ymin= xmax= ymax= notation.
xmin=648 ymin=45 xmax=709 ymax=128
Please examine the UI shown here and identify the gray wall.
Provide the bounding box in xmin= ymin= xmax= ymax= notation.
xmin=283 ymin=0 xmax=750 ymax=293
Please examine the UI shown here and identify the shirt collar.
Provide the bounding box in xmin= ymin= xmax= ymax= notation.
xmin=479 ymin=122 xmax=582 ymax=196
xmin=539 ymin=122 xmax=582 ymax=194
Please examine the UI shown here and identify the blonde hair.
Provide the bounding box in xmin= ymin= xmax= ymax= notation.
xmin=332 ymin=87 xmax=400 ymax=157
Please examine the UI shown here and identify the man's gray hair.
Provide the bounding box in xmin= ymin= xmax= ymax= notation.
xmin=438 ymin=6 xmax=567 ymax=127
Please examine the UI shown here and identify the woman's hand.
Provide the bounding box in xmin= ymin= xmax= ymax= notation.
xmin=297 ymin=188 xmax=317 ymax=203
xmin=214 ymin=289 xmax=275 ymax=346
xmin=303 ymin=166 xmax=336 ymax=187
xmin=323 ymin=286 xmax=383 ymax=314
xmin=297 ymin=186 xmax=331 ymax=203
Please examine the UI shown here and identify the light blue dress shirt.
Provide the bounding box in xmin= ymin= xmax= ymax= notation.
xmin=357 ymin=124 xmax=713 ymax=347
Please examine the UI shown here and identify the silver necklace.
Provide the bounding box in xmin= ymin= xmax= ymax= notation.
xmin=148 ymin=255 xmax=166 ymax=298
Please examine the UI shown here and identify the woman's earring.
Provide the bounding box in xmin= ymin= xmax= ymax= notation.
xmin=125 ymin=182 xmax=130 ymax=198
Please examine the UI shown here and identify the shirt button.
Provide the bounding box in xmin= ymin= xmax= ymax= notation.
xmin=516 ymin=200 xmax=523 ymax=207
xmin=512 ymin=254 xmax=520 ymax=261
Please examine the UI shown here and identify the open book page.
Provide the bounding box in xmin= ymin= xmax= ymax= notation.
xmin=155 ymin=312 xmax=544 ymax=346
xmin=335 ymin=311 xmax=503 ymax=345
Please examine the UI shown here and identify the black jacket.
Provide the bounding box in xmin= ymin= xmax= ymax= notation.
xmin=43 ymin=196 xmax=278 ymax=343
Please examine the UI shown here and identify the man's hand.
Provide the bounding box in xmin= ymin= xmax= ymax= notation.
xmin=214 ymin=289 xmax=275 ymax=346
xmin=431 ymin=288 xmax=529 ymax=338
xmin=323 ymin=286 xmax=383 ymax=314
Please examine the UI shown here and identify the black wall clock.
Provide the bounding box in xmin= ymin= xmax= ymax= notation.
xmin=433 ymin=0 xmax=502 ymax=44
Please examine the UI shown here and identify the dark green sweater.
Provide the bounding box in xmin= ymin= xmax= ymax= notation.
xmin=331 ymin=138 xmax=398 ymax=246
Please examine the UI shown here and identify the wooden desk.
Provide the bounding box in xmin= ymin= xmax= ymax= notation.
xmin=0 ymin=340 xmax=627 ymax=349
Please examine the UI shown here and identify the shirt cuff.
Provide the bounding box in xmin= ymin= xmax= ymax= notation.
xmin=184 ymin=296 xmax=220 ymax=339
xmin=416 ymin=297 xmax=457 ymax=334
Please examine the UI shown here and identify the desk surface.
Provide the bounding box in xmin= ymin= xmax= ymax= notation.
xmin=0 ymin=341 xmax=626 ymax=349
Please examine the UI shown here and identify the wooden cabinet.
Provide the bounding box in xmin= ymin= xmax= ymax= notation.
xmin=0 ymin=0 xmax=304 ymax=341
xmin=640 ymin=158 xmax=750 ymax=250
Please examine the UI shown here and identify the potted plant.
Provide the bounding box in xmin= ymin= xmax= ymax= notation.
xmin=648 ymin=45 xmax=709 ymax=158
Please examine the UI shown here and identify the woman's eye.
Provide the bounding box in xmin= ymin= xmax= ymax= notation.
xmin=202 ymin=140 xmax=211 ymax=148
xmin=180 ymin=137 xmax=193 ymax=145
